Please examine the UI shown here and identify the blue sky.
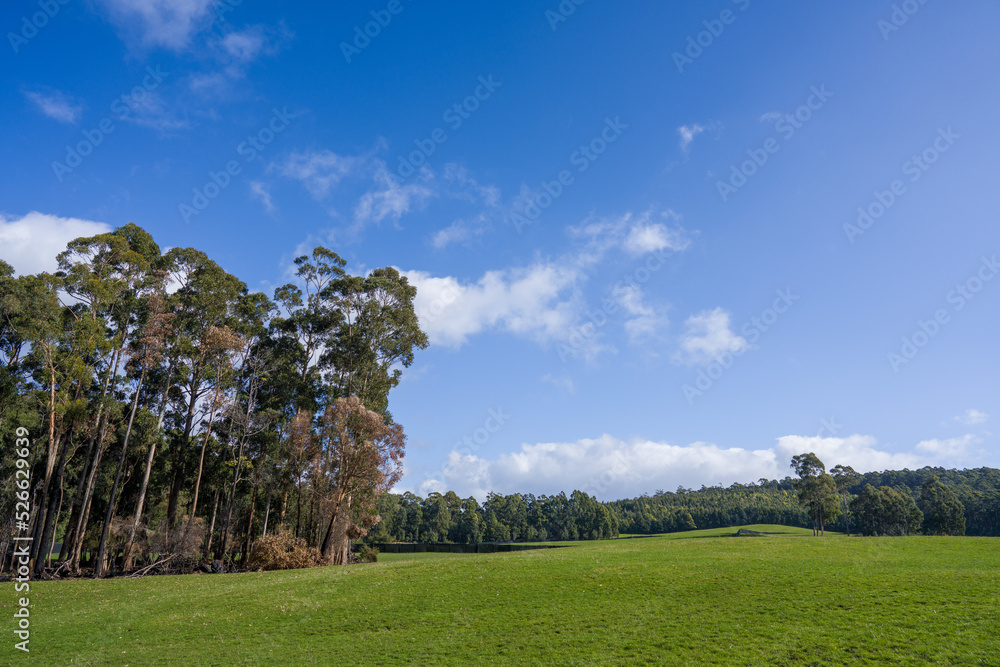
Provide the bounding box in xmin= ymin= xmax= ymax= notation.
xmin=3 ymin=0 xmax=998 ymax=500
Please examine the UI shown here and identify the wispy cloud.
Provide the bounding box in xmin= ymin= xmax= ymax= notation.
xmin=25 ymin=89 xmax=84 ymax=124
xmin=250 ymin=181 xmax=275 ymax=214
xmin=954 ymin=409 xmax=989 ymax=426
xmin=678 ymin=124 xmax=705 ymax=153
xmin=94 ymin=0 xmax=217 ymax=51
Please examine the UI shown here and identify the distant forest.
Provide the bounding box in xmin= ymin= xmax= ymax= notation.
xmin=368 ymin=467 xmax=1000 ymax=543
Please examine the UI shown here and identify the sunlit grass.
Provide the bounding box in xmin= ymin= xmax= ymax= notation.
xmin=14 ymin=527 xmax=998 ymax=665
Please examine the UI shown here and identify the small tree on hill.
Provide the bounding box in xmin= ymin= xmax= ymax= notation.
xmin=791 ymin=453 xmax=840 ymax=536
xmin=831 ymin=465 xmax=860 ymax=536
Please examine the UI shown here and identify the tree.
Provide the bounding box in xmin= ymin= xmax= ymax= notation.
xmin=850 ymin=485 xmax=923 ymax=536
xmin=317 ymin=396 xmax=405 ymax=564
xmin=791 ymin=453 xmax=839 ymax=536
xmin=831 ymin=465 xmax=860 ymax=536
xmin=919 ymin=476 xmax=966 ymax=536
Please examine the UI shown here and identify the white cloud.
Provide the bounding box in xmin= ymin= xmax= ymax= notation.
xmin=403 ymin=263 xmax=581 ymax=348
xmin=0 ymin=212 xmax=111 ymax=275
xmin=760 ymin=111 xmax=783 ymax=124
xmin=678 ymin=124 xmax=705 ymax=153
xmin=432 ymin=220 xmax=474 ymax=249
xmin=916 ymin=434 xmax=981 ymax=458
xmin=954 ymin=409 xmax=989 ymax=426
xmin=355 ymin=164 xmax=435 ymax=225
xmin=674 ymin=308 xmax=749 ymax=366
xmin=569 ymin=210 xmax=691 ymax=262
xmin=24 ymin=90 xmax=84 ymax=124
xmin=623 ymin=222 xmax=689 ymax=256
xmin=94 ymin=0 xmax=217 ymax=50
xmin=613 ymin=284 xmax=665 ymax=343
xmin=417 ymin=433 xmax=953 ymax=501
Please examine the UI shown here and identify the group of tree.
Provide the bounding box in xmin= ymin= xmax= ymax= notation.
xmin=790 ymin=453 xmax=974 ymax=538
xmin=603 ymin=464 xmax=998 ymax=538
xmin=365 ymin=490 xmax=619 ymax=544
xmin=0 ymin=223 xmax=427 ymax=576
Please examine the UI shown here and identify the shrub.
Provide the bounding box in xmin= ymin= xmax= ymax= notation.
xmin=248 ymin=530 xmax=324 ymax=571
xmin=358 ymin=545 xmax=378 ymax=563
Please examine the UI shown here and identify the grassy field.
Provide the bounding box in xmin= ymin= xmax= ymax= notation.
xmin=10 ymin=526 xmax=999 ymax=665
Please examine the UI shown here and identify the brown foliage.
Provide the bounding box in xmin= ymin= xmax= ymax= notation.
xmin=248 ymin=530 xmax=325 ymax=571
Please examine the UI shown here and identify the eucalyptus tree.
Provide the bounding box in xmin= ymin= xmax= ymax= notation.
xmin=831 ymin=464 xmax=860 ymax=536
xmin=52 ymin=226 xmax=154 ymax=573
xmin=791 ymin=453 xmax=840 ymax=536
xmin=159 ymin=247 xmax=249 ymax=533
xmin=919 ymin=476 xmax=966 ymax=536
xmin=321 ymin=267 xmax=428 ymax=417
xmin=317 ymin=396 xmax=405 ymax=563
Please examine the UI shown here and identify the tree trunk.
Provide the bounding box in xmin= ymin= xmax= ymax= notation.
xmin=94 ymin=371 xmax=145 ymax=577
xmin=204 ymin=489 xmax=220 ymax=560
xmin=241 ymin=483 xmax=258 ymax=567
xmin=183 ymin=387 xmax=221 ymax=547
xmin=261 ymin=485 xmax=273 ymax=538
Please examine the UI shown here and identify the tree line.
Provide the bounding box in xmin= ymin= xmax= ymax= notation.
xmin=366 ymin=490 xmax=619 ymax=544
xmin=604 ymin=461 xmax=995 ymax=538
xmin=0 ymin=223 xmax=427 ymax=575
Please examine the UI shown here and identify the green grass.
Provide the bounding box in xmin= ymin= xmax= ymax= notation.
xmin=11 ymin=527 xmax=999 ymax=665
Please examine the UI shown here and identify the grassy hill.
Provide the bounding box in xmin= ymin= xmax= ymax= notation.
xmin=15 ymin=527 xmax=999 ymax=665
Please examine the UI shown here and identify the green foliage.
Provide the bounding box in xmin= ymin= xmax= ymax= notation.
xmin=919 ymin=475 xmax=966 ymax=536
xmin=850 ymin=484 xmax=923 ymax=536
xmin=368 ymin=490 xmax=618 ymax=544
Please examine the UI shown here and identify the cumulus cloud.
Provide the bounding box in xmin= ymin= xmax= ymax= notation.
xmin=403 ymin=263 xmax=581 ymax=348
xmin=673 ymin=308 xmax=749 ymax=366
xmin=413 ymin=433 xmax=957 ymax=501
xmin=954 ymin=409 xmax=989 ymax=426
xmin=24 ymin=90 xmax=84 ymax=124
xmin=0 ymin=212 xmax=111 ymax=275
